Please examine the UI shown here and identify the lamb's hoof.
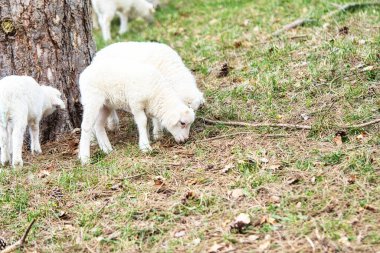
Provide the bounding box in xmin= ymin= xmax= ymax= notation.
xmin=140 ymin=145 xmax=153 ymax=153
xmin=32 ymin=149 xmax=42 ymax=155
xmin=1 ymin=160 xmax=9 ymax=167
xmin=100 ymin=146 xmax=113 ymax=154
xmin=80 ymin=157 xmax=90 ymax=165
xmin=12 ymin=160 xmax=23 ymax=168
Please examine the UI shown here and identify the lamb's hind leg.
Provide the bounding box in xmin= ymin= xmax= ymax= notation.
xmin=117 ymin=11 xmax=128 ymax=34
xmin=94 ymin=106 xmax=113 ymax=154
xmin=107 ymin=109 xmax=120 ymax=131
xmin=132 ymin=109 xmax=152 ymax=152
xmin=29 ymin=120 xmax=42 ymax=155
xmin=152 ymin=117 xmax=163 ymax=141
xmin=0 ymin=124 xmax=10 ymax=166
xmin=11 ymin=117 xmax=27 ymax=168
xmin=79 ymin=97 xmax=105 ymax=165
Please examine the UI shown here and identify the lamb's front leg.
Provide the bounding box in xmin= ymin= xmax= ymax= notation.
xmin=99 ymin=14 xmax=112 ymax=41
xmin=132 ymin=110 xmax=152 ymax=152
xmin=29 ymin=121 xmax=42 ymax=155
xmin=0 ymin=125 xmax=10 ymax=166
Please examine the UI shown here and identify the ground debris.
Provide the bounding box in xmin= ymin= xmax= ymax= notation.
xmin=217 ymin=63 xmax=231 ymax=78
xmin=230 ymin=213 xmax=251 ymax=233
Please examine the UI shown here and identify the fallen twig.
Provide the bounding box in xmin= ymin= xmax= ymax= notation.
xmin=322 ymin=2 xmax=380 ymax=19
xmin=272 ymin=18 xmax=315 ymax=37
xmin=200 ymin=118 xmax=312 ymax=130
xmin=201 ymin=117 xmax=380 ymax=130
xmin=196 ymin=132 xmax=289 ymax=142
xmin=1 ymin=219 xmax=36 ymax=253
xmin=272 ymin=1 xmax=380 ymax=36
xmin=343 ymin=118 xmax=380 ymax=129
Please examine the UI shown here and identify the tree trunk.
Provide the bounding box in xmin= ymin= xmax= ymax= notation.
xmin=0 ymin=0 xmax=95 ymax=141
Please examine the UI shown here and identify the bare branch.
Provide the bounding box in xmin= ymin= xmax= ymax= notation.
xmin=343 ymin=118 xmax=380 ymax=129
xmin=272 ymin=1 xmax=380 ymax=36
xmin=200 ymin=117 xmax=380 ymax=131
xmin=1 ymin=219 xmax=36 ymax=253
xmin=196 ymin=132 xmax=289 ymax=143
xmin=200 ymin=118 xmax=312 ymax=130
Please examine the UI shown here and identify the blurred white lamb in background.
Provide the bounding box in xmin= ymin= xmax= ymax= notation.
xmin=78 ymin=58 xmax=195 ymax=165
xmin=0 ymin=76 xmax=65 ymax=167
xmin=92 ymin=0 xmax=155 ymax=41
xmin=94 ymin=41 xmax=204 ymax=140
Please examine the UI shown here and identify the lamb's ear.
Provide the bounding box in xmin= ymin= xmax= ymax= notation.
xmin=43 ymin=85 xmax=66 ymax=109
xmin=53 ymin=95 xmax=66 ymax=109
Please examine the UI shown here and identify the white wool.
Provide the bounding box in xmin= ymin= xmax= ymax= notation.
xmin=94 ymin=41 xmax=204 ymax=137
xmin=92 ymin=0 xmax=155 ymax=41
xmin=0 ymin=76 xmax=65 ymax=167
xmin=95 ymin=42 xmax=204 ymax=109
xmin=78 ymin=58 xmax=195 ymax=164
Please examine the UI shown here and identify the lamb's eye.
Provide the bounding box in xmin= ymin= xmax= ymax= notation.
xmin=180 ymin=121 xmax=186 ymax=126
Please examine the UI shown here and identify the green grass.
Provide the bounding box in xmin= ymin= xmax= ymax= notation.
xmin=1 ymin=0 xmax=380 ymax=252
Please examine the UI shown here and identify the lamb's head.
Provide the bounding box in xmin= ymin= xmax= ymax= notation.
xmin=135 ymin=0 xmax=155 ymax=23
xmin=41 ymin=85 xmax=65 ymax=116
xmin=161 ymin=105 xmax=195 ymax=143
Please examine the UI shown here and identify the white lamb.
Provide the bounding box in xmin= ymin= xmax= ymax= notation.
xmin=78 ymin=58 xmax=195 ymax=165
xmin=0 ymin=76 xmax=65 ymax=167
xmin=92 ymin=0 xmax=155 ymax=41
xmin=94 ymin=41 xmax=204 ymax=140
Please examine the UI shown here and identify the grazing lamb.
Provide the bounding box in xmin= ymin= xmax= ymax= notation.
xmin=92 ymin=0 xmax=155 ymax=41
xmin=0 ymin=76 xmax=65 ymax=167
xmin=78 ymin=58 xmax=195 ymax=165
xmin=94 ymin=41 xmax=204 ymax=139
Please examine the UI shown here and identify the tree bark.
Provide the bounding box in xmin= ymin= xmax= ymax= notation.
xmin=0 ymin=0 xmax=95 ymax=141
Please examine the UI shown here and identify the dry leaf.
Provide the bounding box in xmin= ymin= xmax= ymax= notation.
xmin=260 ymin=215 xmax=276 ymax=225
xmin=154 ymin=176 xmax=165 ymax=186
xmin=231 ymin=213 xmax=251 ymax=233
xmin=348 ymin=175 xmax=356 ymax=184
xmin=38 ymin=170 xmax=50 ymax=178
xmin=228 ymin=188 xmax=245 ymax=200
xmin=239 ymin=234 xmax=259 ymax=243
xmin=270 ymin=195 xmax=280 ymax=203
xmin=209 ymin=243 xmax=233 ymax=253
xmin=182 ymin=191 xmax=197 ymax=204
xmin=107 ymin=231 xmax=121 ymax=240
xmin=333 ymin=135 xmax=343 ymax=146
xmin=356 ymin=132 xmax=368 ymax=142
xmin=268 ymin=164 xmax=281 ymax=171
xmin=174 ymin=230 xmax=186 ymax=238
xmin=258 ymin=240 xmax=271 ymax=252
xmin=287 ymin=176 xmax=301 ymax=185
xmin=222 ymin=163 xmax=234 ymax=173
xmin=364 ymin=204 xmax=377 ymax=212
xmin=192 ymin=238 xmax=201 ymax=246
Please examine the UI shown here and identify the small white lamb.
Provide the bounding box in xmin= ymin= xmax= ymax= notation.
xmin=0 ymin=76 xmax=65 ymax=167
xmin=94 ymin=41 xmax=204 ymax=139
xmin=92 ymin=0 xmax=155 ymax=41
xmin=78 ymin=58 xmax=195 ymax=165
